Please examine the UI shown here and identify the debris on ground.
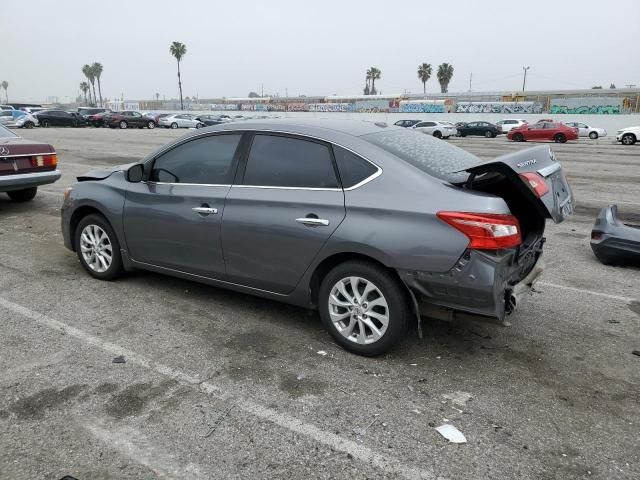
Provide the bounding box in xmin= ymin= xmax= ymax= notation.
xmin=316 ymin=350 xmax=327 ymax=356
xmin=352 ymin=415 xmax=379 ymax=441
xmin=111 ymin=355 xmax=126 ymax=364
xmin=296 ymin=373 xmax=306 ymax=380
xmin=435 ymin=424 xmax=467 ymax=444
xmin=410 ymin=408 xmax=422 ymax=414
xmin=200 ymin=405 xmax=235 ymax=438
xmin=443 ymin=391 xmax=473 ymax=406
xmin=632 ymin=350 xmax=640 ymax=357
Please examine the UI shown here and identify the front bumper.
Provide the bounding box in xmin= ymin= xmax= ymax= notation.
xmin=399 ymin=242 xmax=544 ymax=321
xmin=0 ymin=169 xmax=61 ymax=192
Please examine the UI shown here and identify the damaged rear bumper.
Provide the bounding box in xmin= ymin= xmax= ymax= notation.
xmin=399 ymin=240 xmax=545 ymax=322
xmin=591 ymin=204 xmax=640 ymax=266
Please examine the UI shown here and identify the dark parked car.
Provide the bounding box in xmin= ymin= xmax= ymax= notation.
xmin=394 ymin=119 xmax=420 ymax=128
xmin=456 ymin=121 xmax=502 ymax=138
xmin=78 ymin=107 xmax=110 ymax=118
xmin=35 ymin=110 xmax=88 ymax=128
xmin=61 ymin=119 xmax=573 ymax=355
xmin=103 ymin=111 xmax=156 ymax=129
xmin=195 ymin=114 xmax=229 ymax=126
xmin=86 ymin=110 xmax=113 ymax=127
xmin=0 ymin=124 xmax=60 ymax=201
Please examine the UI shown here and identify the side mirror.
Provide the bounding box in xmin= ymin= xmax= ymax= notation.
xmin=126 ymin=164 xmax=144 ymax=183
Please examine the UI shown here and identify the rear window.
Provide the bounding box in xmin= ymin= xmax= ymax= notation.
xmin=361 ymin=128 xmax=479 ymax=183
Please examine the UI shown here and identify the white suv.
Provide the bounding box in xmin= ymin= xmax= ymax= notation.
xmin=616 ymin=126 xmax=639 ymax=145
xmin=412 ymin=120 xmax=457 ymax=139
xmin=495 ymin=119 xmax=527 ymax=133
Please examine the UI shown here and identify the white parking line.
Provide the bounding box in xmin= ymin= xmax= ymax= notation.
xmin=0 ymin=296 xmax=436 ymax=480
xmin=537 ymin=281 xmax=635 ymax=303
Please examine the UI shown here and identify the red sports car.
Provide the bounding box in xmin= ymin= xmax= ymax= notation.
xmin=508 ymin=122 xmax=578 ymax=143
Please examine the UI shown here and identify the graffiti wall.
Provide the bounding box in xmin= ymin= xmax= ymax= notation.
xmin=354 ymin=99 xmax=398 ymax=113
xmin=454 ymin=101 xmax=543 ymax=114
xmin=308 ymin=103 xmax=354 ymax=112
xmin=210 ymin=104 xmax=238 ymax=110
xmin=550 ymin=97 xmax=622 ymax=114
xmin=287 ymin=103 xmax=308 ymax=112
xmin=399 ymin=101 xmax=445 ymax=113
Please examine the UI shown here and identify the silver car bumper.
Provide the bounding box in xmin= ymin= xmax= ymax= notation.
xmin=0 ymin=169 xmax=62 ymax=192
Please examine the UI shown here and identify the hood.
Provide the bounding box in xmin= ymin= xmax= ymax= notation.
xmin=77 ymin=162 xmax=136 ymax=181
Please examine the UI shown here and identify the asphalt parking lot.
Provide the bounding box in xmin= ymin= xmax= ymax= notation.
xmin=1 ymin=127 xmax=639 ymax=480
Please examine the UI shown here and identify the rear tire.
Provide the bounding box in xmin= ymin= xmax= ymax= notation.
xmin=147 ymin=121 xmax=156 ymax=129
xmin=589 ymin=131 xmax=598 ymax=139
xmin=74 ymin=214 xmax=124 ymax=281
xmin=41 ymin=119 xmax=50 ymax=128
xmin=7 ymin=187 xmax=37 ymax=202
xmin=318 ymin=261 xmax=409 ymax=356
xmin=554 ymin=133 xmax=567 ymax=143
xmin=433 ymin=130 xmax=442 ymax=138
xmin=484 ymin=130 xmax=493 ymax=138
xmin=24 ymin=121 xmax=34 ymax=129
xmin=119 ymin=120 xmax=128 ymax=129
xmin=171 ymin=122 xmax=178 ymax=129
xmin=513 ymin=132 xmax=524 ymax=142
xmin=621 ymin=133 xmax=636 ymax=145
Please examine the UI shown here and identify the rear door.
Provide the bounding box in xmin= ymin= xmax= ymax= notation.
xmin=123 ymin=133 xmax=243 ymax=278
xmin=222 ymin=133 xmax=345 ymax=294
xmin=464 ymin=145 xmax=574 ymax=223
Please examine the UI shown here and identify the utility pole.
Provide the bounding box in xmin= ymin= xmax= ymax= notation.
xmin=469 ymin=72 xmax=473 ymax=92
xmin=522 ymin=66 xmax=530 ymax=92
xmin=261 ymin=83 xmax=264 ymax=97
xmin=285 ymin=87 xmax=288 ymax=98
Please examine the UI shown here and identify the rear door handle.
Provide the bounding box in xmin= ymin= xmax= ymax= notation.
xmin=296 ymin=217 xmax=329 ymax=226
xmin=192 ymin=206 xmax=218 ymax=215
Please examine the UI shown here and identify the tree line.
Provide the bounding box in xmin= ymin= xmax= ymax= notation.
xmin=363 ymin=63 xmax=455 ymax=96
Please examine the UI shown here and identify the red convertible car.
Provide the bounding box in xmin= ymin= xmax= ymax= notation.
xmin=508 ymin=122 xmax=578 ymax=143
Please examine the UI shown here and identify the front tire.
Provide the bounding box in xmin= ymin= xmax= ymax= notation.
xmin=432 ymin=130 xmax=442 ymax=139
xmin=512 ymin=132 xmax=524 ymax=142
xmin=621 ymin=133 xmax=636 ymax=145
xmin=119 ymin=120 xmax=128 ymax=129
xmin=23 ymin=121 xmax=35 ymax=129
xmin=170 ymin=122 xmax=178 ymax=129
xmin=319 ymin=261 xmax=409 ymax=356
xmin=7 ymin=187 xmax=37 ymax=202
xmin=554 ymin=133 xmax=567 ymax=143
xmin=41 ymin=119 xmax=50 ymax=128
xmin=589 ymin=131 xmax=598 ymax=139
xmin=75 ymin=214 xmax=124 ymax=281
xmin=147 ymin=121 xmax=156 ymax=129
xmin=484 ymin=130 xmax=493 ymax=138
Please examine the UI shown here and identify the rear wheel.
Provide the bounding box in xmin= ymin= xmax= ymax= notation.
xmin=23 ymin=121 xmax=34 ymax=129
xmin=195 ymin=123 xmax=203 ymax=129
xmin=513 ymin=132 xmax=524 ymax=142
xmin=621 ymin=133 xmax=636 ymax=145
xmin=41 ymin=119 xmax=50 ymax=128
xmin=147 ymin=121 xmax=156 ymax=129
xmin=484 ymin=130 xmax=493 ymax=138
xmin=75 ymin=214 xmax=124 ymax=281
xmin=7 ymin=187 xmax=37 ymax=202
xmin=171 ymin=122 xmax=178 ymax=129
xmin=432 ymin=130 xmax=442 ymax=138
xmin=589 ymin=131 xmax=598 ymax=139
xmin=319 ymin=261 xmax=409 ymax=356
xmin=119 ymin=120 xmax=128 ymax=129
xmin=554 ymin=133 xmax=567 ymax=143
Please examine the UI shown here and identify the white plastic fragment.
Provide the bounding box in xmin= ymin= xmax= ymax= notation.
xmin=435 ymin=424 xmax=467 ymax=444
xmin=317 ymin=350 xmax=327 ymax=356
xmin=443 ymin=391 xmax=473 ymax=406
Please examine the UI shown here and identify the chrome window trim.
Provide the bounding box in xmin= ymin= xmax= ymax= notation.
xmin=146 ymin=127 xmax=383 ymax=191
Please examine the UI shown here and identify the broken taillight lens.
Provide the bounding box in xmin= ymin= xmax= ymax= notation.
xmin=30 ymin=153 xmax=58 ymax=168
xmin=437 ymin=211 xmax=522 ymax=250
xmin=519 ymin=172 xmax=549 ymax=197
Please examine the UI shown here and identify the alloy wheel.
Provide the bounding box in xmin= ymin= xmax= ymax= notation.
xmin=328 ymin=276 xmax=389 ymax=345
xmin=119 ymin=120 xmax=127 ymax=129
xmin=80 ymin=224 xmax=113 ymax=273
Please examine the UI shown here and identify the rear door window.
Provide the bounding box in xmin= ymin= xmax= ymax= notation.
xmin=333 ymin=146 xmax=378 ymax=188
xmin=150 ymin=134 xmax=242 ymax=184
xmin=243 ymin=134 xmax=338 ymax=188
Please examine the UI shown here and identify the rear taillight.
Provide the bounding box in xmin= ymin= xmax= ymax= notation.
xmin=30 ymin=153 xmax=58 ymax=168
xmin=437 ymin=211 xmax=522 ymax=250
xmin=591 ymin=231 xmax=603 ymax=240
xmin=519 ymin=172 xmax=549 ymax=197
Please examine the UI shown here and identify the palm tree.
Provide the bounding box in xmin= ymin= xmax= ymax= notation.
xmin=155 ymin=92 xmax=160 ymax=101
xmin=82 ymin=64 xmax=95 ymax=105
xmin=1 ymin=81 xmax=8 ymax=103
xmin=437 ymin=63 xmax=454 ymax=93
xmin=92 ymin=62 xmax=104 ymax=107
xmin=79 ymin=82 xmax=90 ymax=105
xmin=169 ymin=41 xmax=187 ymax=110
xmin=417 ymin=63 xmax=432 ymax=95
xmin=367 ymin=67 xmax=381 ymax=95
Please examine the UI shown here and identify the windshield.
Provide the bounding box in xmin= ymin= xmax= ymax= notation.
xmin=0 ymin=123 xmax=19 ymax=138
xmin=361 ymin=128 xmax=479 ymax=183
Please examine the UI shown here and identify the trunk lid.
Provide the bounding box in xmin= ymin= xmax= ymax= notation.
xmin=462 ymin=145 xmax=574 ymax=223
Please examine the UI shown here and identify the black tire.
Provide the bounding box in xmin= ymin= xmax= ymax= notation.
xmin=147 ymin=121 xmax=156 ymax=129
xmin=195 ymin=123 xmax=203 ymax=129
xmin=621 ymin=133 xmax=636 ymax=145
xmin=460 ymin=132 xmax=466 ymax=137
xmin=119 ymin=120 xmax=128 ymax=129
xmin=554 ymin=133 xmax=567 ymax=143
xmin=170 ymin=122 xmax=178 ymax=129
xmin=512 ymin=132 xmax=524 ymax=142
xmin=589 ymin=131 xmax=598 ymax=139
xmin=318 ymin=260 xmax=409 ymax=356
xmin=484 ymin=130 xmax=493 ymax=138
xmin=7 ymin=187 xmax=37 ymax=202
xmin=41 ymin=119 xmax=50 ymax=128
xmin=23 ymin=121 xmax=34 ymax=129
xmin=72 ymin=119 xmax=78 ymax=127
xmin=432 ymin=130 xmax=442 ymax=139
xmin=74 ymin=214 xmax=124 ymax=281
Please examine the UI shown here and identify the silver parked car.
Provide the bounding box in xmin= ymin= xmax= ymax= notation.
xmin=0 ymin=110 xmax=39 ymax=128
xmin=159 ymin=113 xmax=205 ymax=129
xmin=564 ymin=122 xmax=607 ymax=139
xmin=60 ymin=119 xmax=574 ymax=355
xmin=412 ymin=120 xmax=457 ymax=139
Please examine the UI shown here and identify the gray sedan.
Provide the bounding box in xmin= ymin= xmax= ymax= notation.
xmin=158 ymin=113 xmax=205 ymax=129
xmin=60 ymin=119 xmax=573 ymax=355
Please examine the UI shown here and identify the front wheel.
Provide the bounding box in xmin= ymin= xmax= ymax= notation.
xmin=7 ymin=187 xmax=37 ymax=202
xmin=484 ymin=130 xmax=493 ymax=138
xmin=589 ymin=131 xmax=598 ymax=139
xmin=119 ymin=120 xmax=128 ymax=129
xmin=554 ymin=133 xmax=567 ymax=143
xmin=41 ymin=119 xmax=50 ymax=128
xmin=432 ymin=130 xmax=442 ymax=138
xmin=170 ymin=122 xmax=178 ymax=129
xmin=23 ymin=121 xmax=34 ymax=129
xmin=147 ymin=121 xmax=156 ymax=129
xmin=621 ymin=133 xmax=636 ymax=145
xmin=512 ymin=132 xmax=524 ymax=142
xmin=195 ymin=123 xmax=204 ymax=129
xmin=75 ymin=214 xmax=124 ymax=281
xmin=319 ymin=261 xmax=409 ymax=356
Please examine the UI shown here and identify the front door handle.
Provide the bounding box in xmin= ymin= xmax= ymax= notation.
xmin=192 ymin=206 xmax=218 ymax=215
xmin=296 ymin=217 xmax=329 ymax=227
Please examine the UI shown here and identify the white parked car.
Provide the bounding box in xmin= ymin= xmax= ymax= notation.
xmin=616 ymin=126 xmax=639 ymax=145
xmin=0 ymin=110 xmax=39 ymax=128
xmin=159 ymin=113 xmax=205 ymax=129
xmin=564 ymin=122 xmax=607 ymax=139
xmin=412 ymin=120 xmax=457 ymax=139
xmin=495 ymin=119 xmax=527 ymax=133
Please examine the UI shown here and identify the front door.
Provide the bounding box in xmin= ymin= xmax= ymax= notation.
xmin=123 ymin=133 xmax=243 ymax=278
xmin=222 ymin=133 xmax=345 ymax=294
